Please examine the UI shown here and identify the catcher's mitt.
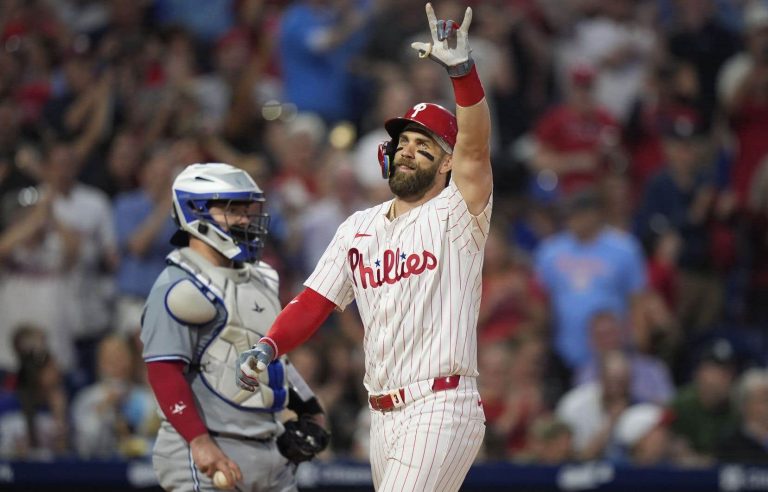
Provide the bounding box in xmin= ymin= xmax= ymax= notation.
xmin=277 ymin=417 xmax=330 ymax=464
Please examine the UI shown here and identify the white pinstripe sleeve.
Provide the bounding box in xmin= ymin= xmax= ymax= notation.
xmin=445 ymin=180 xmax=492 ymax=255
xmin=304 ymin=217 xmax=355 ymax=310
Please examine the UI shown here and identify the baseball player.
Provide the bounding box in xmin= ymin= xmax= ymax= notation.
xmin=237 ymin=4 xmax=492 ymax=491
xmin=141 ymin=163 xmax=329 ymax=492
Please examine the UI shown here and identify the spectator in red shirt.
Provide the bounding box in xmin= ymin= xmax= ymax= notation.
xmin=532 ymin=64 xmax=622 ymax=196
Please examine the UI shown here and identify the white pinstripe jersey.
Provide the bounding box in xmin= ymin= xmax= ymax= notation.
xmin=305 ymin=180 xmax=492 ymax=393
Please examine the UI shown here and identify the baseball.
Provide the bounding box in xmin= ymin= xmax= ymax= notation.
xmin=213 ymin=470 xmax=231 ymax=489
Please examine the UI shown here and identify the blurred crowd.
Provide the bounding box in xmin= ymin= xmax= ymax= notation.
xmin=0 ymin=0 xmax=767 ymax=470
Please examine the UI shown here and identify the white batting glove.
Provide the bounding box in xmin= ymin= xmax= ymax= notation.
xmin=235 ymin=340 xmax=275 ymax=391
xmin=411 ymin=3 xmax=474 ymax=77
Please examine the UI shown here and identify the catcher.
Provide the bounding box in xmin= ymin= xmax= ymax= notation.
xmin=141 ymin=163 xmax=328 ymax=492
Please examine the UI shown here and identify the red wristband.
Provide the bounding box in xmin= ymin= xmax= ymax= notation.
xmin=259 ymin=336 xmax=278 ymax=356
xmin=451 ymin=65 xmax=485 ymax=107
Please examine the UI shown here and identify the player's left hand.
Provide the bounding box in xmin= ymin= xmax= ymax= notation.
xmin=411 ymin=2 xmax=474 ymax=77
xmin=277 ymin=415 xmax=330 ymax=465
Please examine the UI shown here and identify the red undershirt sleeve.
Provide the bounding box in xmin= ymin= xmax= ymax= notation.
xmin=146 ymin=360 xmax=207 ymax=443
xmin=262 ymin=287 xmax=336 ymax=357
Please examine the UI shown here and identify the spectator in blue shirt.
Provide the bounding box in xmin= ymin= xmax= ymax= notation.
xmin=278 ymin=0 xmax=371 ymax=123
xmin=112 ymin=145 xmax=176 ymax=335
xmin=535 ymin=187 xmax=648 ymax=369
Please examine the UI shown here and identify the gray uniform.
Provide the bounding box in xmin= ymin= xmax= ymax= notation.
xmin=141 ymin=247 xmax=315 ymax=492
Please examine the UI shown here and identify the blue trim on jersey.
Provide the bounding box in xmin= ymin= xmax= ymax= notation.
xmin=188 ymin=446 xmax=200 ymax=492
xmin=144 ymin=354 xmax=192 ymax=364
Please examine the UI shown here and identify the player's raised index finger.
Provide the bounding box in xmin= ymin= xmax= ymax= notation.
xmin=459 ymin=6 xmax=473 ymax=33
xmin=426 ymin=2 xmax=438 ymax=29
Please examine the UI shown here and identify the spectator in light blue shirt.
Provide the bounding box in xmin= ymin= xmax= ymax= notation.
xmin=112 ymin=146 xmax=177 ymax=334
xmin=535 ymin=187 xmax=648 ymax=369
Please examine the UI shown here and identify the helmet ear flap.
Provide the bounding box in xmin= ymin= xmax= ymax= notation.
xmin=377 ymin=140 xmax=397 ymax=179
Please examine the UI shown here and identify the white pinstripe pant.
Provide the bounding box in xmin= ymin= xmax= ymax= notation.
xmin=369 ymin=377 xmax=486 ymax=492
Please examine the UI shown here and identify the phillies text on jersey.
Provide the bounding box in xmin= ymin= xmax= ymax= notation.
xmin=348 ymin=247 xmax=438 ymax=288
xmin=305 ymin=180 xmax=492 ymax=393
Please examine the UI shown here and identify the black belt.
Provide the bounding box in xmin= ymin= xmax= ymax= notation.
xmin=209 ymin=430 xmax=274 ymax=443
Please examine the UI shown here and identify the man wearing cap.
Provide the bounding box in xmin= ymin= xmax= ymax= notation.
xmin=237 ymin=3 xmax=492 ymax=491
xmin=668 ymin=338 xmax=739 ymax=463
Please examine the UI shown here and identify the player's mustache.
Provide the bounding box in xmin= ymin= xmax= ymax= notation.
xmin=394 ymin=158 xmax=416 ymax=170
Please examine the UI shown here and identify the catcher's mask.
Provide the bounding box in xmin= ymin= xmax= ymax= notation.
xmin=378 ymin=102 xmax=458 ymax=179
xmin=170 ymin=163 xmax=270 ymax=263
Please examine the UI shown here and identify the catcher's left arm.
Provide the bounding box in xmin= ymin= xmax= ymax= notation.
xmin=277 ymin=415 xmax=330 ymax=464
xmin=280 ymin=360 xmax=330 ymax=464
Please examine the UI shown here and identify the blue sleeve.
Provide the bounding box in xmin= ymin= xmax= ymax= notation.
xmin=113 ymin=196 xmax=142 ymax=249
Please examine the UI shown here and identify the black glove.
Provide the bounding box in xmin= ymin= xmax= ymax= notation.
xmin=277 ymin=417 xmax=330 ymax=464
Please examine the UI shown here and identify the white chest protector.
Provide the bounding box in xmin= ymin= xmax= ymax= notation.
xmin=165 ymin=248 xmax=288 ymax=411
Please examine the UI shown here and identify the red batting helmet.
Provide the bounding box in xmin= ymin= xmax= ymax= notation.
xmin=378 ymin=103 xmax=457 ymax=179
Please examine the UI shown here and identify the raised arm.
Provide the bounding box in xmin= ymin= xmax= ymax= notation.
xmin=411 ymin=3 xmax=492 ymax=214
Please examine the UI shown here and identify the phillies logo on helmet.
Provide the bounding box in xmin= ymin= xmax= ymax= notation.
xmin=385 ymin=102 xmax=458 ymax=151
xmin=409 ymin=103 xmax=429 ymax=118
xmin=348 ymin=247 xmax=438 ymax=289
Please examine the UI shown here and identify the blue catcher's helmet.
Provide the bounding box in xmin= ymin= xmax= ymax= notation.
xmin=170 ymin=163 xmax=270 ymax=263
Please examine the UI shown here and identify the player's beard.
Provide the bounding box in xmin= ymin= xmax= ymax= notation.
xmin=388 ymin=159 xmax=439 ymax=200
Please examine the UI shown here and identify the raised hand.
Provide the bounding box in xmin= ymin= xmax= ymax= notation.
xmin=411 ymin=2 xmax=474 ymax=77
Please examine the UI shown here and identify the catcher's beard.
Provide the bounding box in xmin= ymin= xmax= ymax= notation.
xmin=388 ymin=158 xmax=440 ymax=200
